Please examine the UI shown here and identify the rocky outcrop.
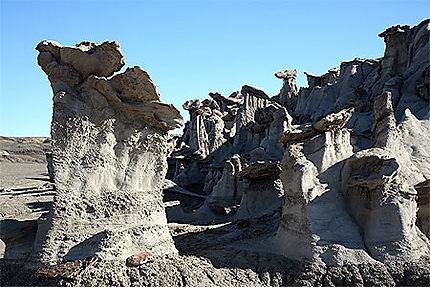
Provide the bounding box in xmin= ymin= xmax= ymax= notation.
xmin=304 ymin=68 xmax=339 ymax=89
xmin=274 ymin=89 xmax=429 ymax=266
xmin=274 ymin=69 xmax=299 ymax=114
xmin=233 ymin=85 xmax=271 ymax=154
xmin=293 ymin=20 xmax=429 ymax=151
xmin=206 ymin=154 xmax=245 ymax=215
xmin=274 ymin=108 xmax=366 ymax=265
xmin=32 ymin=40 xmax=183 ymax=266
xmin=235 ymin=161 xmax=284 ymax=219
xmin=168 ymin=83 xmax=288 ymax=220
xmin=3 ymin=19 xmax=428 ymax=287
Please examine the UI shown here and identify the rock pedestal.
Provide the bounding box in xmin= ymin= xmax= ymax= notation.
xmin=34 ymin=40 xmax=183 ymax=265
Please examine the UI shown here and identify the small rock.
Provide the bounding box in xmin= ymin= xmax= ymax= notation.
xmin=126 ymin=252 xmax=154 ymax=267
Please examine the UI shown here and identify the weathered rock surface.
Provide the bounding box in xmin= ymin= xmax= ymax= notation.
xmin=274 ymin=90 xmax=429 ymax=267
xmin=274 ymin=69 xmax=299 ymax=115
xmin=29 ymin=40 xmax=183 ymax=268
xmin=274 ymin=108 xmax=367 ymax=265
xmin=163 ymin=18 xmax=430 ymax=285
xmin=3 ymin=19 xmax=430 ymax=287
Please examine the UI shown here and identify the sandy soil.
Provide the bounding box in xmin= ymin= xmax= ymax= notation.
xmin=0 ymin=137 xmax=54 ymax=221
xmin=0 ymin=162 xmax=49 ymax=190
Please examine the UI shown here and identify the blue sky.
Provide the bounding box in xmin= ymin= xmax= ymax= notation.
xmin=0 ymin=0 xmax=428 ymax=136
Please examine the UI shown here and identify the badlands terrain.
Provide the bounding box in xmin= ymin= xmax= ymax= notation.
xmin=1 ymin=19 xmax=430 ymax=286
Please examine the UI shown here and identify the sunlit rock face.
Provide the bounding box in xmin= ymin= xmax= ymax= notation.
xmin=34 ymin=40 xmax=183 ymax=265
xmin=274 ymin=91 xmax=429 ymax=266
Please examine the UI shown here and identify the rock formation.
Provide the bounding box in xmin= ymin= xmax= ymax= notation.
xmin=274 ymin=108 xmax=370 ymax=265
xmin=165 ymin=18 xmax=429 ymax=281
xmin=274 ymin=69 xmax=299 ymax=114
xmin=2 ymin=19 xmax=430 ymax=287
xmin=32 ymin=40 xmax=183 ymax=266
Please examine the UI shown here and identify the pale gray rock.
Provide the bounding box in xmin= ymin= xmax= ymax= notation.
xmin=339 ymin=91 xmax=429 ymax=263
xmin=235 ymin=178 xmax=284 ymax=219
xmin=260 ymin=104 xmax=293 ymax=160
xmin=181 ymin=99 xmax=227 ymax=160
xmin=341 ymin=149 xmax=429 ymax=263
xmin=234 ymin=85 xmax=270 ymax=154
xmin=293 ymin=19 xmax=429 ymax=148
xmin=304 ymin=68 xmax=339 ymax=89
xmin=32 ymin=40 xmax=183 ymax=267
xmin=0 ymin=239 xmax=5 ymax=259
xmin=398 ymin=108 xmax=430 ymax=179
xmin=274 ymin=69 xmax=299 ymax=114
xmin=273 ymin=94 xmax=429 ymax=266
xmin=206 ymin=154 xmax=245 ymax=214
xmin=235 ymin=161 xmax=284 ymax=219
xmin=371 ymin=92 xmax=398 ymax=148
xmin=273 ymin=110 xmax=366 ymax=266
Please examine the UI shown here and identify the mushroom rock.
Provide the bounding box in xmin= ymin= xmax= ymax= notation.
xmin=209 ymin=91 xmax=243 ymax=123
xmin=274 ymin=69 xmax=299 ymax=114
xmin=313 ymin=107 xmax=354 ymax=132
xmin=273 ymin=108 xmax=374 ymax=265
xmin=341 ymin=149 xmax=429 ymax=262
xmin=32 ymin=40 xmax=183 ymax=266
xmin=274 ymin=88 xmax=429 ymax=265
xmin=181 ymin=98 xmax=227 ymax=160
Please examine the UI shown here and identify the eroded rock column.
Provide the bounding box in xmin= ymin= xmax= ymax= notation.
xmin=273 ymin=108 xmax=371 ymax=265
xmin=35 ymin=40 xmax=183 ymax=265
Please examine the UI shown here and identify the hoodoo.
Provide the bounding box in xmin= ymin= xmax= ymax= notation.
xmin=34 ymin=40 xmax=183 ymax=265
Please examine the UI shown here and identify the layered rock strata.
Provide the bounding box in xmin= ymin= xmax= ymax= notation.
xmin=274 ymin=91 xmax=429 ymax=266
xmin=34 ymin=40 xmax=183 ymax=265
xmin=169 ymin=20 xmax=429 ymax=227
xmin=3 ymin=19 xmax=430 ymax=287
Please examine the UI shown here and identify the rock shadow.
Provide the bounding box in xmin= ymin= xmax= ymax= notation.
xmin=63 ymin=232 xmax=106 ymax=262
xmin=171 ymin=210 xmax=284 ymax=272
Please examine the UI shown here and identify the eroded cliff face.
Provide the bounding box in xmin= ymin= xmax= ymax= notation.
xmin=2 ymin=19 xmax=430 ymax=287
xmin=166 ymin=18 xmax=430 ymax=280
xmin=274 ymin=92 xmax=429 ymax=266
xmin=33 ymin=40 xmax=183 ymax=266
